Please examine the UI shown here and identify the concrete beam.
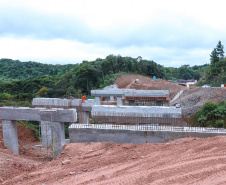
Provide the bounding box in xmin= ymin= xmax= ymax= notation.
xmin=91 ymin=90 xmax=124 ymax=97
xmin=92 ymin=105 xmax=181 ymax=116
xmin=92 ymin=105 xmax=182 ymax=124
xmin=2 ymin=120 xmax=19 ymax=153
xmin=91 ymin=89 xmax=169 ymax=97
xmin=32 ymin=98 xmax=94 ymax=111
xmin=0 ymin=107 xmax=77 ymax=122
xmin=124 ymin=90 xmax=169 ymax=97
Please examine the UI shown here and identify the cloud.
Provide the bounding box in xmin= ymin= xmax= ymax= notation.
xmin=0 ymin=0 xmax=226 ymax=67
xmin=0 ymin=37 xmax=211 ymax=67
xmin=0 ymin=5 xmax=219 ymax=51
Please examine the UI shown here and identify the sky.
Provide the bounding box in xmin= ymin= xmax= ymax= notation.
xmin=0 ymin=0 xmax=226 ymax=67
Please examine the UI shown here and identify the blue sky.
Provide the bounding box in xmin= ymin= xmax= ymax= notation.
xmin=0 ymin=0 xmax=226 ymax=67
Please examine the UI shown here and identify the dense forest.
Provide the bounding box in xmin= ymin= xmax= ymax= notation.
xmin=0 ymin=55 xmax=208 ymax=102
xmin=0 ymin=58 xmax=78 ymax=82
xmin=0 ymin=41 xmax=225 ymax=104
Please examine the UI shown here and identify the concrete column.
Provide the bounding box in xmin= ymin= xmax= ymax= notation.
xmin=60 ymin=122 xmax=65 ymax=146
xmin=78 ymin=112 xmax=90 ymax=124
xmin=82 ymin=111 xmax=89 ymax=124
xmin=41 ymin=121 xmax=53 ymax=146
xmin=2 ymin=120 xmax=19 ymax=154
xmin=51 ymin=122 xmax=65 ymax=157
xmin=117 ymin=96 xmax=122 ymax=106
xmin=110 ymin=96 xmax=114 ymax=101
xmin=41 ymin=121 xmax=65 ymax=147
xmin=95 ymin=97 xmax=101 ymax=105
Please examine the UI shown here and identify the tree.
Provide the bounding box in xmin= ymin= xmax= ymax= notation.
xmin=216 ymin=40 xmax=224 ymax=59
xmin=209 ymin=41 xmax=225 ymax=77
xmin=210 ymin=48 xmax=219 ymax=64
xmin=178 ymin=65 xmax=194 ymax=80
xmin=37 ymin=87 xmax=48 ymax=97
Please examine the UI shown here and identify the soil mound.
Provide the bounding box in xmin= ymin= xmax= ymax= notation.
xmin=115 ymin=74 xmax=186 ymax=99
xmin=170 ymin=87 xmax=226 ymax=115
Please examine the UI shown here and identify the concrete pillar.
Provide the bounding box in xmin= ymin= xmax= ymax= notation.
xmin=95 ymin=97 xmax=101 ymax=105
xmin=60 ymin=122 xmax=66 ymax=146
xmin=82 ymin=111 xmax=89 ymax=124
xmin=51 ymin=122 xmax=65 ymax=157
xmin=2 ymin=120 xmax=19 ymax=154
xmin=78 ymin=112 xmax=90 ymax=124
xmin=41 ymin=121 xmax=65 ymax=147
xmin=110 ymin=96 xmax=114 ymax=101
xmin=117 ymin=96 xmax=122 ymax=106
xmin=41 ymin=121 xmax=53 ymax=146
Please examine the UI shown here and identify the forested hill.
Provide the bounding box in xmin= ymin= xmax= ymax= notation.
xmin=0 ymin=58 xmax=78 ymax=82
xmin=0 ymin=55 xmax=209 ymax=102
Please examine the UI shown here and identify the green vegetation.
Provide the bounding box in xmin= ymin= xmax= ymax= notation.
xmin=192 ymin=101 xmax=226 ymax=128
xmin=0 ymin=55 xmax=210 ymax=101
xmin=197 ymin=41 xmax=226 ymax=87
xmin=165 ymin=64 xmax=209 ymax=81
xmin=0 ymin=58 xmax=77 ymax=82
xmin=0 ymin=55 xmax=167 ymax=98
xmin=19 ymin=121 xmax=40 ymax=139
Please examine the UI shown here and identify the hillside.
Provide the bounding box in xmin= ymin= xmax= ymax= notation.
xmin=0 ymin=58 xmax=77 ymax=82
xmin=115 ymin=74 xmax=186 ymax=99
xmin=170 ymin=87 xmax=226 ymax=115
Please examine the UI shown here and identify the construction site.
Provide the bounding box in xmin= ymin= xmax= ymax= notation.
xmin=0 ymin=74 xmax=226 ymax=185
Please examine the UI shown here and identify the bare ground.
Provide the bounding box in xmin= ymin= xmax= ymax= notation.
xmin=1 ymin=136 xmax=226 ymax=185
xmin=115 ymin=74 xmax=187 ymax=99
xmin=170 ymin=87 xmax=226 ymax=115
xmin=1 ymin=75 xmax=226 ymax=184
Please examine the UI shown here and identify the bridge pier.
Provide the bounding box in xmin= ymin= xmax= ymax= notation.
xmin=41 ymin=121 xmax=65 ymax=148
xmin=0 ymin=107 xmax=77 ymax=156
xmin=2 ymin=120 xmax=19 ymax=154
xmin=79 ymin=111 xmax=89 ymax=124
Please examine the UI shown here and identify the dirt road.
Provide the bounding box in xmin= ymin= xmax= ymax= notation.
xmin=2 ymin=136 xmax=226 ymax=185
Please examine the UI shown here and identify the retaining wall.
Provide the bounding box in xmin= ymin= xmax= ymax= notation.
xmin=69 ymin=127 xmax=226 ymax=144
